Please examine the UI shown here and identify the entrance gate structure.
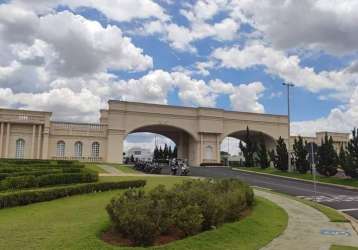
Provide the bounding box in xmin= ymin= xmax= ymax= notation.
xmin=101 ymin=101 xmax=289 ymax=166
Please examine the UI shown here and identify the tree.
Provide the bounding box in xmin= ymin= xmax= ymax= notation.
xmin=163 ymin=144 xmax=169 ymax=159
xmin=257 ymin=139 xmax=269 ymax=169
xmin=153 ymin=146 xmax=159 ymax=160
xmin=173 ymin=146 xmax=178 ymax=159
xmin=316 ymin=133 xmax=338 ymax=177
xmin=293 ymin=136 xmax=310 ymax=174
xmin=274 ymin=137 xmax=288 ymax=171
xmin=130 ymin=154 xmax=135 ymax=163
xmin=168 ymin=146 xmax=173 ymax=159
xmin=239 ymin=127 xmax=257 ymax=167
xmin=338 ymin=144 xmax=347 ymax=168
xmin=342 ymin=128 xmax=358 ymax=178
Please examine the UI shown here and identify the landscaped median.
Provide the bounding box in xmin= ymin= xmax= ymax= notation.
xmin=0 ymin=175 xmax=288 ymax=250
xmin=234 ymin=166 xmax=358 ymax=189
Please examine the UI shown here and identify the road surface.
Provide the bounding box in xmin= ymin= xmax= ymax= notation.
xmin=166 ymin=166 xmax=358 ymax=219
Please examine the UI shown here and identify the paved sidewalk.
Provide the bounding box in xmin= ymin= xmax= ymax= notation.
xmin=256 ymin=189 xmax=358 ymax=250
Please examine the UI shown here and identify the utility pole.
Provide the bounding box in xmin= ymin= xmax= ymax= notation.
xmin=283 ymin=82 xmax=294 ymax=172
xmin=311 ymin=142 xmax=318 ymax=202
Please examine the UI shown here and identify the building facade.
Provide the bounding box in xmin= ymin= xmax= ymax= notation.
xmin=0 ymin=100 xmax=290 ymax=165
xmin=290 ymin=132 xmax=350 ymax=152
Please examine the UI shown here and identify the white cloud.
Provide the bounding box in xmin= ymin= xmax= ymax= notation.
xmin=0 ymin=88 xmax=102 ymax=122
xmin=235 ymin=0 xmax=358 ymax=55
xmin=11 ymin=0 xmax=168 ymax=22
xmin=212 ymin=43 xmax=358 ymax=96
xmin=229 ymin=82 xmax=265 ymax=113
xmin=292 ymin=86 xmax=358 ymax=136
xmin=141 ymin=0 xmax=240 ymax=52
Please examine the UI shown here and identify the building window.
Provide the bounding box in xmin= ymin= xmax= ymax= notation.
xmin=205 ymin=145 xmax=214 ymax=160
xmin=74 ymin=141 xmax=83 ymax=158
xmin=57 ymin=141 xmax=65 ymax=157
xmin=92 ymin=142 xmax=100 ymax=158
xmin=15 ymin=139 xmax=25 ymax=159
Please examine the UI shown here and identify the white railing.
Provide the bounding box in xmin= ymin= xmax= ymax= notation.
xmin=51 ymin=122 xmax=107 ymax=137
xmin=51 ymin=156 xmax=103 ymax=162
xmin=0 ymin=113 xmax=45 ymax=123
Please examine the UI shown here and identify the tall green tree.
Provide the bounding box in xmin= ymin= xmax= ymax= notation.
xmin=257 ymin=138 xmax=269 ymax=169
xmin=173 ymin=146 xmax=178 ymax=158
xmin=274 ymin=137 xmax=288 ymax=171
xmin=293 ymin=136 xmax=310 ymax=174
xmin=168 ymin=146 xmax=173 ymax=159
xmin=163 ymin=144 xmax=169 ymax=159
xmin=338 ymin=144 xmax=347 ymax=168
xmin=343 ymin=128 xmax=358 ymax=178
xmin=239 ymin=126 xmax=257 ymax=167
xmin=316 ymin=133 xmax=338 ymax=177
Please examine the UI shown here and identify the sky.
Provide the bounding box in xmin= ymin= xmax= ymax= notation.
xmin=1 ymin=0 xmax=358 ymax=153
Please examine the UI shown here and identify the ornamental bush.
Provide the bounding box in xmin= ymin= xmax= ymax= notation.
xmin=0 ymin=171 xmax=98 ymax=191
xmin=0 ymin=180 xmax=146 ymax=209
xmin=106 ymin=179 xmax=254 ymax=246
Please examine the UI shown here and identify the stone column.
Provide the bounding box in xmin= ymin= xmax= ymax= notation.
xmin=41 ymin=126 xmax=49 ymax=159
xmin=5 ymin=123 xmax=10 ymax=158
xmin=37 ymin=125 xmax=42 ymax=159
xmin=106 ymin=129 xmax=124 ymax=163
xmin=200 ymin=133 xmax=203 ymax=164
xmin=216 ymin=134 xmax=220 ymax=163
xmin=0 ymin=122 xmax=3 ymax=158
xmin=31 ymin=124 xmax=36 ymax=159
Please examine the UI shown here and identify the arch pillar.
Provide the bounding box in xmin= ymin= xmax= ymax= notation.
xmin=106 ymin=129 xmax=125 ymax=163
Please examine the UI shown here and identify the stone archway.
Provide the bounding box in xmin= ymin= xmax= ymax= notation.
xmin=124 ymin=124 xmax=199 ymax=165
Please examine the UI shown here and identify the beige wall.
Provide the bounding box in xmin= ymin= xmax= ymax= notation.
xmin=1 ymin=101 xmax=292 ymax=165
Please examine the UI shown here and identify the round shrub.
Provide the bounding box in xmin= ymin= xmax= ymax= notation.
xmin=106 ymin=179 xmax=254 ymax=246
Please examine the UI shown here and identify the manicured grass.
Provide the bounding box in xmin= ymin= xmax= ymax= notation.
xmin=0 ymin=176 xmax=288 ymax=250
xmin=85 ymin=164 xmax=107 ymax=173
xmin=296 ymin=198 xmax=348 ymax=222
xmin=254 ymin=187 xmax=348 ymax=223
xmin=331 ymin=245 xmax=358 ymax=250
xmin=236 ymin=167 xmax=358 ymax=188
xmin=104 ymin=163 xmax=140 ymax=174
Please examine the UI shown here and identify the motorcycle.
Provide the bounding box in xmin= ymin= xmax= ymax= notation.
xmin=180 ymin=160 xmax=190 ymax=176
xmin=170 ymin=159 xmax=179 ymax=175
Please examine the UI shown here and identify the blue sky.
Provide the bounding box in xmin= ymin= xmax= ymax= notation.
xmin=0 ymin=0 xmax=358 ymax=145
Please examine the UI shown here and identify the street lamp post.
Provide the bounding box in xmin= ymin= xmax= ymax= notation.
xmin=283 ymin=82 xmax=294 ymax=172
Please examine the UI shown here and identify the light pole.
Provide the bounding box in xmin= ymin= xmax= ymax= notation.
xmin=283 ymin=82 xmax=294 ymax=172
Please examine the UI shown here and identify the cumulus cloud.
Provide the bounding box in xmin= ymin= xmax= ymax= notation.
xmin=229 ymin=82 xmax=265 ymax=113
xmin=141 ymin=0 xmax=241 ymax=52
xmin=212 ymin=43 xmax=358 ymax=97
xmin=292 ymin=87 xmax=358 ymax=136
xmin=0 ymin=88 xmax=102 ymax=122
xmin=10 ymin=0 xmax=168 ymax=22
xmin=235 ymin=0 xmax=358 ymax=55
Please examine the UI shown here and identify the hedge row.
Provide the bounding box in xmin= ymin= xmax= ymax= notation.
xmin=0 ymin=163 xmax=85 ymax=169
xmin=0 ymin=172 xmax=98 ymax=191
xmin=107 ymin=179 xmax=254 ymax=246
xmin=0 ymin=180 xmax=146 ymax=209
xmin=0 ymin=159 xmax=80 ymax=165
xmin=200 ymin=162 xmax=224 ymax=166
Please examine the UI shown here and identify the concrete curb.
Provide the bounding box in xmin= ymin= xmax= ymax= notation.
xmin=233 ymin=168 xmax=358 ymax=191
xmin=344 ymin=213 xmax=358 ymax=234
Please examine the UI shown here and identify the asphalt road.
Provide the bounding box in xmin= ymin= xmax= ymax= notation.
xmin=167 ymin=166 xmax=358 ymax=219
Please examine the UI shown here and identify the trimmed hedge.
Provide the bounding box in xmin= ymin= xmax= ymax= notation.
xmin=107 ymin=179 xmax=254 ymax=246
xmin=0 ymin=171 xmax=98 ymax=191
xmin=200 ymin=162 xmax=224 ymax=166
xmin=0 ymin=180 xmax=146 ymax=209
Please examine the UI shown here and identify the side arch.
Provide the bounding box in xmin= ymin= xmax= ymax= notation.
xmin=220 ymin=129 xmax=277 ymax=151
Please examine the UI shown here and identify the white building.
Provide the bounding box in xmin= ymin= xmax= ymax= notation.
xmin=125 ymin=147 xmax=153 ymax=161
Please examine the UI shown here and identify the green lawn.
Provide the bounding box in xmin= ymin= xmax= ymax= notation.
xmin=331 ymin=245 xmax=358 ymax=250
xmin=104 ymin=164 xmax=140 ymax=174
xmin=0 ymin=176 xmax=288 ymax=250
xmin=236 ymin=167 xmax=358 ymax=188
xmin=85 ymin=163 xmax=107 ymax=173
xmin=254 ymin=187 xmax=348 ymax=223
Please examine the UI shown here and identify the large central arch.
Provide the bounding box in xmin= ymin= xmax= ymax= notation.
xmin=101 ymin=101 xmax=288 ymax=165
xmin=125 ymin=124 xmax=198 ymax=165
